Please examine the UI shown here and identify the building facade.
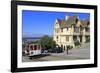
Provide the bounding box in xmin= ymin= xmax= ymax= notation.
xmin=53 ymin=15 xmax=90 ymax=49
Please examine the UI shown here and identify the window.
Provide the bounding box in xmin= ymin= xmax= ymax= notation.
xmin=87 ymin=21 xmax=90 ymax=26
xmin=56 ymin=36 xmax=58 ymax=39
xmin=80 ymin=25 xmax=83 ymax=31
xmin=30 ymin=45 xmax=33 ymax=50
xmin=74 ymin=27 xmax=79 ymax=33
xmin=76 ymin=18 xmax=78 ymax=23
xmin=85 ymin=27 xmax=89 ymax=32
xmin=66 ymin=27 xmax=69 ymax=31
xmin=66 ymin=36 xmax=69 ymax=41
xmin=34 ymin=45 xmax=37 ymax=50
xmin=61 ymin=28 xmax=63 ymax=32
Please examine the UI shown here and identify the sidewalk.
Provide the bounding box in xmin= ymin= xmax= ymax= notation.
xmin=51 ymin=44 xmax=90 ymax=59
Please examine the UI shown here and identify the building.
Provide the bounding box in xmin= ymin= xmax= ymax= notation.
xmin=53 ymin=15 xmax=90 ymax=49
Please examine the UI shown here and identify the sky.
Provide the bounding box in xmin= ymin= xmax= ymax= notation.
xmin=22 ymin=10 xmax=90 ymax=37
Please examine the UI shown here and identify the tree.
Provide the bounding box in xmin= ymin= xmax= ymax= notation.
xmin=39 ymin=35 xmax=56 ymax=50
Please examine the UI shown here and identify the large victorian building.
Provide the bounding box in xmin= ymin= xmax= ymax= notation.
xmin=53 ymin=15 xmax=90 ymax=49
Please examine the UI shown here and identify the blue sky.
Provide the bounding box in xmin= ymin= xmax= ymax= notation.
xmin=22 ymin=10 xmax=90 ymax=37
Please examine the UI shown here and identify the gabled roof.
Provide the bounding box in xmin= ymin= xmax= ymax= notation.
xmin=56 ymin=16 xmax=90 ymax=28
xmin=60 ymin=16 xmax=78 ymax=28
xmin=66 ymin=16 xmax=78 ymax=25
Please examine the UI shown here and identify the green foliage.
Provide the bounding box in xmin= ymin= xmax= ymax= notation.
xmin=66 ymin=45 xmax=73 ymax=50
xmin=39 ymin=35 xmax=56 ymax=50
xmin=67 ymin=45 xmax=70 ymax=49
xmin=32 ymin=41 xmax=39 ymax=44
xmin=70 ymin=46 xmax=73 ymax=49
xmin=74 ymin=40 xmax=80 ymax=46
xmin=85 ymin=37 xmax=90 ymax=43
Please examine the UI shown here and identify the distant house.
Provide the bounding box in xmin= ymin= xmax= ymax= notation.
xmin=53 ymin=15 xmax=90 ymax=49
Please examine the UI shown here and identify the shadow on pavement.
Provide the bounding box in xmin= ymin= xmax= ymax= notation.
xmin=29 ymin=54 xmax=51 ymax=59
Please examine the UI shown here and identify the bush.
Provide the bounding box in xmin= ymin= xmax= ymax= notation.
xmin=85 ymin=37 xmax=90 ymax=43
xmin=67 ymin=45 xmax=73 ymax=50
xmin=74 ymin=40 xmax=80 ymax=46
xmin=70 ymin=46 xmax=73 ymax=49
xmin=67 ymin=45 xmax=70 ymax=49
xmin=39 ymin=35 xmax=56 ymax=50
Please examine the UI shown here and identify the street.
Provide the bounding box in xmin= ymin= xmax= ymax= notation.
xmin=22 ymin=44 xmax=90 ymax=62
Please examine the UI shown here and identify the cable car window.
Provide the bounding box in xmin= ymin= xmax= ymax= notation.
xmin=30 ymin=45 xmax=33 ymax=50
xmin=34 ymin=45 xmax=37 ymax=50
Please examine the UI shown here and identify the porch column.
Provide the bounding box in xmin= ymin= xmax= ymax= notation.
xmin=82 ymin=35 xmax=86 ymax=44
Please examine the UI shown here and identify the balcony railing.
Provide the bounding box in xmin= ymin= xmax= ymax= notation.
xmin=54 ymin=30 xmax=90 ymax=35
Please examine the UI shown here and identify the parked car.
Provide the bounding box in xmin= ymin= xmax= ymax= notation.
xmin=48 ymin=48 xmax=63 ymax=53
xmin=41 ymin=49 xmax=48 ymax=54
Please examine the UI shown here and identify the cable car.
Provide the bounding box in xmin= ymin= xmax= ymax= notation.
xmin=28 ymin=44 xmax=41 ymax=56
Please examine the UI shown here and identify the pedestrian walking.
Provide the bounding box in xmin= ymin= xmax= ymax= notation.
xmin=66 ymin=46 xmax=69 ymax=55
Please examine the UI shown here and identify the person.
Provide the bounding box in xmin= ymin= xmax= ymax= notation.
xmin=66 ymin=46 xmax=69 ymax=54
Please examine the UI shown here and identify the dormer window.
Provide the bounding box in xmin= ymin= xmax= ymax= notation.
xmin=56 ymin=22 xmax=58 ymax=24
xmin=87 ymin=21 xmax=90 ymax=26
xmin=75 ymin=18 xmax=78 ymax=23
